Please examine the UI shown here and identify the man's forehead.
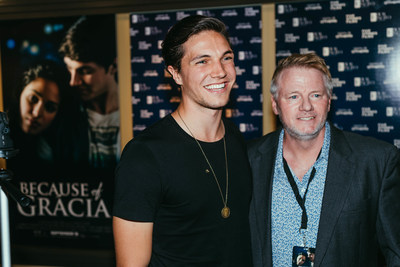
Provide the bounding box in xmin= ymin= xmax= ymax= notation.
xmin=182 ymin=32 xmax=232 ymax=57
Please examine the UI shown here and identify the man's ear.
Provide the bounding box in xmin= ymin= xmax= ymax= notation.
xmin=271 ymin=95 xmax=279 ymax=115
xmin=167 ymin=65 xmax=182 ymax=86
xmin=328 ymin=97 xmax=331 ymax=112
xmin=107 ymin=58 xmax=117 ymax=75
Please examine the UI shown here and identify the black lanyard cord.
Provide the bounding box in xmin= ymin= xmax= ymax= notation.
xmin=282 ymin=157 xmax=317 ymax=230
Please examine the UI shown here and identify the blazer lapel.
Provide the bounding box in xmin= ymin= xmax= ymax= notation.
xmin=251 ymin=131 xmax=279 ymax=266
xmin=314 ymin=126 xmax=355 ymax=266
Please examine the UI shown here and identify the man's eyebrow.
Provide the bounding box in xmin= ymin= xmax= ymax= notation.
xmin=32 ymin=89 xmax=43 ymax=97
xmin=190 ymin=54 xmax=210 ymax=63
xmin=222 ymin=50 xmax=234 ymax=58
xmin=223 ymin=49 xmax=234 ymax=55
xmin=77 ymin=65 xmax=93 ymax=70
xmin=190 ymin=50 xmax=234 ymax=63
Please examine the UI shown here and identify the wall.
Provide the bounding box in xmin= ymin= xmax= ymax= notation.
xmin=0 ymin=4 xmax=276 ymax=266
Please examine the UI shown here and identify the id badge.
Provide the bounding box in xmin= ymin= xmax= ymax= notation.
xmin=292 ymin=246 xmax=315 ymax=266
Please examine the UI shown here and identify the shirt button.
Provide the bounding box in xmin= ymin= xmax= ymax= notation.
xmin=300 ymin=188 xmax=306 ymax=194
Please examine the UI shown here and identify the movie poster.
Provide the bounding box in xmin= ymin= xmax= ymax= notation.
xmin=275 ymin=0 xmax=400 ymax=148
xmin=0 ymin=14 xmax=118 ymax=250
xmin=130 ymin=6 xmax=263 ymax=140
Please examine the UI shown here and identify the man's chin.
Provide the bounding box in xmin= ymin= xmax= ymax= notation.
xmin=286 ymin=128 xmax=322 ymax=141
xmin=295 ymin=133 xmax=319 ymax=141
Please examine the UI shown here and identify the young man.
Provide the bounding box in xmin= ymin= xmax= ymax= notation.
xmin=248 ymin=53 xmax=400 ymax=266
xmin=113 ymin=15 xmax=253 ymax=266
xmin=59 ymin=15 xmax=120 ymax=169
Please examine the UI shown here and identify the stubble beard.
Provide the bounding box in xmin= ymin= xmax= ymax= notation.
xmin=279 ymin=114 xmax=327 ymax=141
xmin=199 ymin=98 xmax=229 ymax=110
xmin=187 ymin=85 xmax=232 ymax=111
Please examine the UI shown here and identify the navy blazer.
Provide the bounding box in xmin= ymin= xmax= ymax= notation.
xmin=248 ymin=124 xmax=400 ymax=267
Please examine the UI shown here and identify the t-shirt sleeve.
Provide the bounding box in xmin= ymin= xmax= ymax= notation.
xmin=112 ymin=139 xmax=161 ymax=222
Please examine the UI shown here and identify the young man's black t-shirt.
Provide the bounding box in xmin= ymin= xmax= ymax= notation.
xmin=113 ymin=114 xmax=253 ymax=266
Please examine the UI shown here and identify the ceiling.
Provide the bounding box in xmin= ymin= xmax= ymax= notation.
xmin=0 ymin=0 xmax=289 ymax=20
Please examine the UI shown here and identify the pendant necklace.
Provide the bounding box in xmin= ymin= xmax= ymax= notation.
xmin=177 ymin=110 xmax=230 ymax=219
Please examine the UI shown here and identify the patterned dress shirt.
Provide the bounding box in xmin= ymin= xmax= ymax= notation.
xmin=271 ymin=123 xmax=331 ymax=266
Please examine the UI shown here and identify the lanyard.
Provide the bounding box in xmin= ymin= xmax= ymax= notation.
xmin=282 ymin=156 xmax=318 ymax=230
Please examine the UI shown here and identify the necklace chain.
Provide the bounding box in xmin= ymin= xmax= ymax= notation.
xmin=177 ymin=110 xmax=230 ymax=218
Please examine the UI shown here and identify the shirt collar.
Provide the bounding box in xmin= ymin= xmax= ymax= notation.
xmin=278 ymin=122 xmax=331 ymax=163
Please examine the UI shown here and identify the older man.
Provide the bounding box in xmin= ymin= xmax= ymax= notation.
xmin=248 ymin=53 xmax=400 ymax=266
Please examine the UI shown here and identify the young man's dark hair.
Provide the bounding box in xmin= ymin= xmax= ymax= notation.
xmin=161 ymin=15 xmax=231 ymax=73
xmin=59 ymin=15 xmax=116 ymax=70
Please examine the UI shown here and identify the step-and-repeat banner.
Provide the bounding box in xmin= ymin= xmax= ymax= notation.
xmin=130 ymin=6 xmax=263 ymax=141
xmin=275 ymin=0 xmax=400 ymax=148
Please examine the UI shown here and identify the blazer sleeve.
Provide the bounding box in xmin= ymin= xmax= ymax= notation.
xmin=376 ymin=146 xmax=400 ymax=266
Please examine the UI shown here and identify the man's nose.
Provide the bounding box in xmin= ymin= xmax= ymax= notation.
xmin=69 ymin=71 xmax=82 ymax=87
xmin=210 ymin=61 xmax=227 ymax=79
xmin=300 ymin=97 xmax=313 ymax=111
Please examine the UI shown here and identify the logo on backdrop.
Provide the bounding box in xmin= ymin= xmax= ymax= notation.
xmin=275 ymin=0 xmax=400 ymax=148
